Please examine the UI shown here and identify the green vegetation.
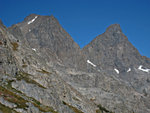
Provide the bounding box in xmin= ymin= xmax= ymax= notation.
xmin=16 ymin=71 xmax=46 ymax=89
xmin=11 ymin=42 xmax=19 ymax=51
xmin=33 ymin=102 xmax=57 ymax=113
xmin=27 ymin=97 xmax=57 ymax=113
xmin=0 ymin=103 xmax=18 ymax=113
xmin=3 ymin=80 xmax=57 ymax=113
xmin=98 ymin=104 xmax=109 ymax=112
xmin=97 ymin=104 xmax=114 ymax=113
xmin=36 ymin=69 xmax=51 ymax=74
xmin=0 ymin=71 xmax=59 ymax=112
xmin=63 ymin=101 xmax=84 ymax=113
xmin=5 ymin=80 xmax=24 ymax=95
xmin=22 ymin=64 xmax=27 ymax=68
xmin=96 ymin=109 xmax=102 ymax=113
xmin=0 ymin=85 xmax=28 ymax=109
xmin=0 ymin=84 xmax=57 ymax=113
xmin=73 ymin=96 xmax=80 ymax=101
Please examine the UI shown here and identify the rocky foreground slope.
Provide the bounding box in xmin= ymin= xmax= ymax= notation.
xmin=0 ymin=14 xmax=150 ymax=113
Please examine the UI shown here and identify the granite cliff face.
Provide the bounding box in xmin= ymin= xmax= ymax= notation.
xmin=0 ymin=14 xmax=150 ymax=113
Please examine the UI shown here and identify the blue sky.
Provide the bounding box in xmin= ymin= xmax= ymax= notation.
xmin=0 ymin=0 xmax=150 ymax=57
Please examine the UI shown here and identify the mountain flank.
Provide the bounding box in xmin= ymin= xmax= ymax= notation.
xmin=0 ymin=14 xmax=150 ymax=113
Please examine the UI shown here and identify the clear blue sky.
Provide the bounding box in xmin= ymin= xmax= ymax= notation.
xmin=0 ymin=0 xmax=150 ymax=57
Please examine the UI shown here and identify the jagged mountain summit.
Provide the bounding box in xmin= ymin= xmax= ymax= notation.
xmin=83 ymin=24 xmax=150 ymax=75
xmin=9 ymin=14 xmax=86 ymax=70
xmin=0 ymin=14 xmax=150 ymax=113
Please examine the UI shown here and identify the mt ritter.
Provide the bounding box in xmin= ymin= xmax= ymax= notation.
xmin=0 ymin=14 xmax=150 ymax=113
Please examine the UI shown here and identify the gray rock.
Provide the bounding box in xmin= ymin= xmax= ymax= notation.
xmin=0 ymin=97 xmax=17 ymax=108
xmin=0 ymin=14 xmax=150 ymax=113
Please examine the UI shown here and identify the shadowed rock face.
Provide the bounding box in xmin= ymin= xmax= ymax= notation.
xmin=82 ymin=24 xmax=150 ymax=74
xmin=0 ymin=15 xmax=97 ymax=113
xmin=0 ymin=14 xmax=150 ymax=113
xmin=0 ymin=22 xmax=18 ymax=80
xmin=9 ymin=14 xmax=86 ymax=70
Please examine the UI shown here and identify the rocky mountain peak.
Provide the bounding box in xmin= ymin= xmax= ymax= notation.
xmin=105 ymin=24 xmax=122 ymax=34
xmin=24 ymin=14 xmax=38 ymax=21
xmin=82 ymin=23 xmax=149 ymax=75
xmin=23 ymin=14 xmax=59 ymax=26
xmin=1 ymin=14 xmax=150 ymax=113
xmin=8 ymin=14 xmax=86 ymax=70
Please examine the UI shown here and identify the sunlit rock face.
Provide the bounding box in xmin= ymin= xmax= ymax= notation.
xmin=0 ymin=14 xmax=150 ymax=113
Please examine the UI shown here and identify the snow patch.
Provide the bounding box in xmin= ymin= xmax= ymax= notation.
xmin=127 ymin=68 xmax=131 ymax=72
xmin=114 ymin=68 xmax=119 ymax=74
xmin=32 ymin=48 xmax=36 ymax=51
xmin=87 ymin=60 xmax=96 ymax=67
xmin=138 ymin=65 xmax=150 ymax=73
xmin=28 ymin=16 xmax=38 ymax=24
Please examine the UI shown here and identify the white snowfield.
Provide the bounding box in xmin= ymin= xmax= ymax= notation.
xmin=127 ymin=68 xmax=131 ymax=72
xmin=28 ymin=16 xmax=38 ymax=24
xmin=32 ymin=48 xmax=36 ymax=52
xmin=138 ymin=65 xmax=150 ymax=73
xmin=114 ymin=68 xmax=119 ymax=74
xmin=87 ymin=60 xmax=96 ymax=67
